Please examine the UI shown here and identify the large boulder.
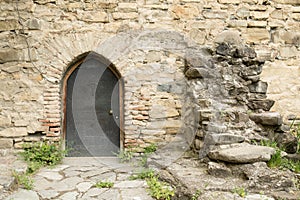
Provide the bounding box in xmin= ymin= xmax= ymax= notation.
xmin=208 ymin=144 xmax=275 ymax=163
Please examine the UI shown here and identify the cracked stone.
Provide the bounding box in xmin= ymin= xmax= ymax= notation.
xmin=38 ymin=171 xmax=64 ymax=181
xmin=76 ymin=181 xmax=94 ymax=193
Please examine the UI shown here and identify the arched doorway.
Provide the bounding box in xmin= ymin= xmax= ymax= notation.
xmin=63 ymin=53 xmax=123 ymax=157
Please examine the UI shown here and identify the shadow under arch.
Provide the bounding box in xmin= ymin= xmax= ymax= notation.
xmin=61 ymin=51 xmax=124 ymax=157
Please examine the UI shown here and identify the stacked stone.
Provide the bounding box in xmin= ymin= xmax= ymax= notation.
xmin=0 ymin=0 xmax=299 ymax=152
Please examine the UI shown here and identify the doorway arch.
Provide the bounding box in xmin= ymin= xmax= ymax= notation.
xmin=62 ymin=52 xmax=124 ymax=157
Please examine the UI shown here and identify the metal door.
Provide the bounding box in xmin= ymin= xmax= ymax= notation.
xmin=66 ymin=58 xmax=120 ymax=157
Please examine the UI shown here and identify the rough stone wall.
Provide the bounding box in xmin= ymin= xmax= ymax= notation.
xmin=0 ymin=0 xmax=299 ymax=152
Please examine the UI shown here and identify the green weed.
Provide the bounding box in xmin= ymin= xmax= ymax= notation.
xmin=16 ymin=141 xmax=66 ymax=190
xmin=268 ymin=149 xmax=300 ymax=173
xmin=146 ymin=176 xmax=175 ymax=200
xmin=94 ymin=181 xmax=114 ymax=188
xmin=191 ymin=189 xmax=202 ymax=200
xmin=12 ymin=171 xmax=33 ymax=190
xmin=21 ymin=141 xmax=66 ymax=168
xmin=232 ymin=187 xmax=247 ymax=198
xmin=114 ymin=149 xmax=134 ymax=163
xmin=129 ymin=168 xmax=155 ymax=180
xmin=144 ymin=144 xmax=157 ymax=154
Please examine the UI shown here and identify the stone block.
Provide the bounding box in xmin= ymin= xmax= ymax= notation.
xmin=219 ymin=0 xmax=240 ymax=3
xmin=0 ymin=138 xmax=13 ymax=149
xmin=206 ymin=133 xmax=245 ymax=145
xmin=244 ymin=28 xmax=270 ymax=43
xmin=236 ymin=7 xmax=250 ymax=19
xmin=26 ymin=18 xmax=42 ymax=30
xmin=33 ymin=0 xmax=56 ymax=5
xmin=0 ymin=127 xmax=28 ymax=137
xmin=215 ymin=30 xmax=242 ymax=45
xmin=149 ymin=100 xmax=180 ymax=119
xmin=0 ymin=49 xmax=22 ymax=63
xmin=207 ymin=162 xmax=232 ymax=178
xmin=112 ymin=12 xmax=138 ymax=20
xmin=171 ymin=5 xmax=200 ymax=19
xmin=189 ymin=28 xmax=206 ymax=45
xmin=14 ymin=120 xmax=29 ymax=127
xmin=270 ymin=9 xmax=288 ymax=20
xmin=268 ymin=19 xmax=285 ymax=27
xmin=248 ymin=20 xmax=267 ymax=27
xmin=247 ymin=99 xmax=275 ymax=111
xmin=248 ymin=81 xmax=268 ymax=94
xmin=275 ymin=132 xmax=298 ymax=153
xmin=249 ymin=112 xmax=283 ymax=126
xmin=291 ymin=13 xmax=300 ymax=20
xmin=184 ymin=67 xmax=212 ymax=79
xmin=79 ymin=11 xmax=108 ymax=22
xmin=0 ymin=115 xmax=11 ymax=126
xmin=0 ymin=20 xmax=20 ymax=31
xmin=227 ymin=20 xmax=248 ymax=27
xmin=203 ymin=10 xmax=228 ymax=19
xmin=279 ymin=46 xmax=298 ymax=58
xmin=273 ymin=0 xmax=300 ymax=5
xmin=118 ymin=3 xmax=137 ymax=12
xmin=250 ymin=11 xmax=269 ymax=20
xmin=207 ymin=124 xmax=227 ymax=133
xmin=208 ymin=144 xmax=275 ymax=163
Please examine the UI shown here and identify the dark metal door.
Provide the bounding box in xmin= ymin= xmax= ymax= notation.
xmin=66 ymin=58 xmax=120 ymax=157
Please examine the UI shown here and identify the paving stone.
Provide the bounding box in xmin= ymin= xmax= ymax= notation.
xmin=47 ymin=165 xmax=69 ymax=172
xmin=96 ymin=188 xmax=121 ymax=200
xmin=121 ymin=188 xmax=154 ymax=200
xmin=51 ymin=176 xmax=84 ymax=192
xmin=114 ymin=180 xmax=147 ymax=188
xmin=82 ymin=188 xmax=108 ymax=198
xmin=38 ymin=171 xmax=64 ymax=181
xmin=80 ymin=168 xmax=111 ymax=179
xmin=5 ymin=189 xmax=39 ymax=200
xmin=39 ymin=189 xmax=60 ymax=199
xmin=89 ymin=172 xmax=117 ymax=183
xmin=63 ymin=168 xmax=81 ymax=177
xmin=76 ymin=181 xmax=94 ymax=193
xmin=33 ymin=177 xmax=52 ymax=191
xmin=59 ymin=191 xmax=79 ymax=200
xmin=245 ymin=194 xmax=274 ymax=200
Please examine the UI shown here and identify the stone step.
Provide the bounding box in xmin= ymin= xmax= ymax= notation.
xmin=249 ymin=112 xmax=283 ymax=126
xmin=208 ymin=143 xmax=275 ymax=163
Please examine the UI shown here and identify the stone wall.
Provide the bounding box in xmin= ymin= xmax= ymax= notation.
xmin=0 ymin=0 xmax=299 ymax=152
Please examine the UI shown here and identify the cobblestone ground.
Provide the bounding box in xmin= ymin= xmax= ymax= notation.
xmin=4 ymin=157 xmax=154 ymax=200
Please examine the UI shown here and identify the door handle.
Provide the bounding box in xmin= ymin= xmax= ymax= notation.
xmin=109 ymin=109 xmax=113 ymax=115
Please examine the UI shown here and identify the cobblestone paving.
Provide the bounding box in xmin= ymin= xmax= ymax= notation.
xmin=4 ymin=157 xmax=154 ymax=200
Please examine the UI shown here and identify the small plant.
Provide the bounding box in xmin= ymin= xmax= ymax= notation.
xmin=267 ymin=149 xmax=300 ymax=173
xmin=138 ymin=143 xmax=158 ymax=167
xmin=16 ymin=141 xmax=66 ymax=190
xmin=12 ymin=171 xmax=33 ymax=190
xmin=21 ymin=141 xmax=66 ymax=168
xmin=289 ymin=118 xmax=300 ymax=153
xmin=260 ymin=140 xmax=278 ymax=149
xmin=191 ymin=189 xmax=202 ymax=200
xmin=146 ymin=176 xmax=175 ymax=200
xmin=232 ymin=187 xmax=247 ymax=198
xmin=129 ymin=168 xmax=155 ymax=180
xmin=94 ymin=181 xmax=114 ymax=188
xmin=144 ymin=143 xmax=157 ymax=154
xmin=114 ymin=149 xmax=134 ymax=163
